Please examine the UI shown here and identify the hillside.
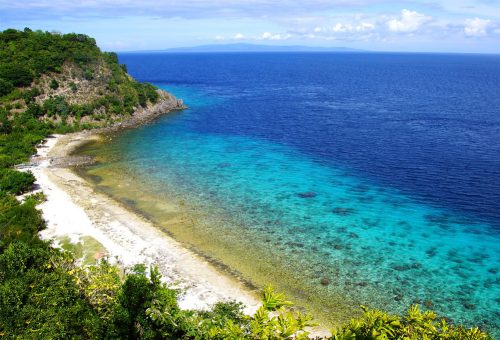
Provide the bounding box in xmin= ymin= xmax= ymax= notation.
xmin=0 ymin=28 xmax=182 ymax=129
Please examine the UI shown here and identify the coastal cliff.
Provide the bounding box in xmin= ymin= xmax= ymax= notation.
xmin=0 ymin=28 xmax=183 ymax=133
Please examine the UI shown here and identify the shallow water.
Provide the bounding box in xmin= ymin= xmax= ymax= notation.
xmin=80 ymin=53 xmax=500 ymax=335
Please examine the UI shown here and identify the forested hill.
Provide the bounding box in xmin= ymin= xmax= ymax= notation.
xmin=0 ymin=28 xmax=162 ymax=131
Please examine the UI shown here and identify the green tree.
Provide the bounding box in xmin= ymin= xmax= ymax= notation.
xmin=0 ymin=78 xmax=14 ymax=96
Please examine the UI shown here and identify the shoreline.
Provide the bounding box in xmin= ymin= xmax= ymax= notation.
xmin=29 ymin=131 xmax=261 ymax=313
xmin=22 ymin=96 xmax=262 ymax=314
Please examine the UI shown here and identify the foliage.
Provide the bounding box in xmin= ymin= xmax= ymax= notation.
xmin=261 ymin=284 xmax=293 ymax=311
xmin=0 ymin=78 xmax=14 ymax=97
xmin=49 ymin=78 xmax=59 ymax=90
xmin=0 ymin=64 xmax=33 ymax=87
xmin=70 ymin=260 xmax=122 ymax=320
xmin=0 ymin=241 xmax=102 ymax=338
xmin=0 ymin=191 xmax=45 ymax=251
xmin=330 ymin=305 xmax=492 ymax=340
xmin=0 ymin=168 xmax=35 ymax=194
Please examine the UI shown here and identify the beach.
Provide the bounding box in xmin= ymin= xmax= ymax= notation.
xmin=24 ymin=128 xmax=261 ymax=314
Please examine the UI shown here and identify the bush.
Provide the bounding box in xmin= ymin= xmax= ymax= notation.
xmin=49 ymin=79 xmax=59 ymax=90
xmin=0 ymin=242 xmax=102 ymax=338
xmin=0 ymin=78 xmax=14 ymax=96
xmin=0 ymin=192 xmax=45 ymax=250
xmin=0 ymin=64 xmax=33 ymax=87
xmin=42 ymin=96 xmax=69 ymax=117
xmin=330 ymin=305 xmax=492 ymax=340
xmin=0 ymin=108 xmax=11 ymax=134
xmin=22 ymin=87 xmax=40 ymax=104
xmin=0 ymin=168 xmax=35 ymax=194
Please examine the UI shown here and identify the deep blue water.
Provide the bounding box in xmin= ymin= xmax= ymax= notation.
xmin=121 ymin=53 xmax=500 ymax=227
xmin=93 ymin=53 xmax=499 ymax=333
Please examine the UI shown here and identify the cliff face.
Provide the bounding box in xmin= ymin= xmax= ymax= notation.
xmin=0 ymin=28 xmax=183 ymax=129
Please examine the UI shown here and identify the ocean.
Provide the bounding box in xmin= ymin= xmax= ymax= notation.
xmin=78 ymin=52 xmax=500 ymax=335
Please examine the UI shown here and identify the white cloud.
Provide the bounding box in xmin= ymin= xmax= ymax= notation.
xmin=387 ymin=9 xmax=431 ymax=33
xmin=261 ymin=32 xmax=287 ymax=40
xmin=234 ymin=32 xmax=244 ymax=40
xmin=357 ymin=22 xmax=375 ymax=32
xmin=0 ymin=0 xmax=388 ymax=20
xmin=329 ymin=22 xmax=375 ymax=33
xmin=464 ymin=17 xmax=491 ymax=37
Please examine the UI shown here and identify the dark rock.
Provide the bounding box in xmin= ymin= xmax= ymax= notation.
xmin=394 ymin=294 xmax=403 ymax=301
xmin=393 ymin=263 xmax=422 ymax=271
xmin=424 ymin=300 xmax=433 ymax=308
xmin=463 ymin=302 xmax=476 ymax=310
xmin=122 ymin=198 xmax=137 ymax=208
xmin=320 ymin=278 xmax=331 ymax=286
xmin=356 ymin=281 xmax=368 ymax=287
xmin=297 ymin=191 xmax=317 ymax=198
xmin=349 ymin=232 xmax=359 ymax=239
xmin=336 ymin=227 xmax=348 ymax=233
xmin=217 ymin=162 xmax=231 ymax=168
xmin=332 ymin=207 xmax=355 ymax=216
xmin=488 ymin=268 xmax=498 ymax=274
xmin=393 ymin=265 xmax=409 ymax=271
xmin=426 ymin=247 xmax=438 ymax=257
xmin=88 ymin=174 xmax=103 ymax=183
xmin=411 ymin=262 xmax=422 ymax=269
xmin=286 ymin=242 xmax=305 ymax=248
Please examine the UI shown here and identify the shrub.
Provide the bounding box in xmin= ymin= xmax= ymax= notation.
xmin=0 ymin=168 xmax=35 ymax=194
xmin=330 ymin=305 xmax=492 ymax=340
xmin=0 ymin=78 xmax=14 ymax=97
xmin=22 ymin=87 xmax=40 ymax=104
xmin=0 ymin=64 xmax=33 ymax=87
xmin=49 ymin=79 xmax=59 ymax=90
xmin=0 ymin=192 xmax=45 ymax=250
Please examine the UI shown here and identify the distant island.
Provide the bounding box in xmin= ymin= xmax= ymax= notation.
xmin=124 ymin=43 xmax=365 ymax=53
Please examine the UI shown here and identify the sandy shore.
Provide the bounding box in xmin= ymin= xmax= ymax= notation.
xmin=25 ymin=131 xmax=260 ymax=313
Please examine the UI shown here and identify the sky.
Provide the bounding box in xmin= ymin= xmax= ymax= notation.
xmin=1 ymin=0 xmax=500 ymax=53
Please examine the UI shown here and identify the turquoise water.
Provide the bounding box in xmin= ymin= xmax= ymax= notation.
xmin=82 ymin=53 xmax=500 ymax=335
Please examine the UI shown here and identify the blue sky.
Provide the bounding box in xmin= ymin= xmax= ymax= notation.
xmin=1 ymin=0 xmax=499 ymax=53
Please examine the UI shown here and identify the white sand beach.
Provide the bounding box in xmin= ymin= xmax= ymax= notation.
xmin=25 ymin=131 xmax=260 ymax=314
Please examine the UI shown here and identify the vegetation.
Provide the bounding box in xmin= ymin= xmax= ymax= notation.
xmin=0 ymin=168 xmax=35 ymax=194
xmin=0 ymin=28 xmax=161 ymax=127
xmin=0 ymin=27 xmax=493 ymax=339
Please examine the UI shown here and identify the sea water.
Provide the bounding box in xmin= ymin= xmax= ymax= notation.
xmin=80 ymin=53 xmax=500 ymax=335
